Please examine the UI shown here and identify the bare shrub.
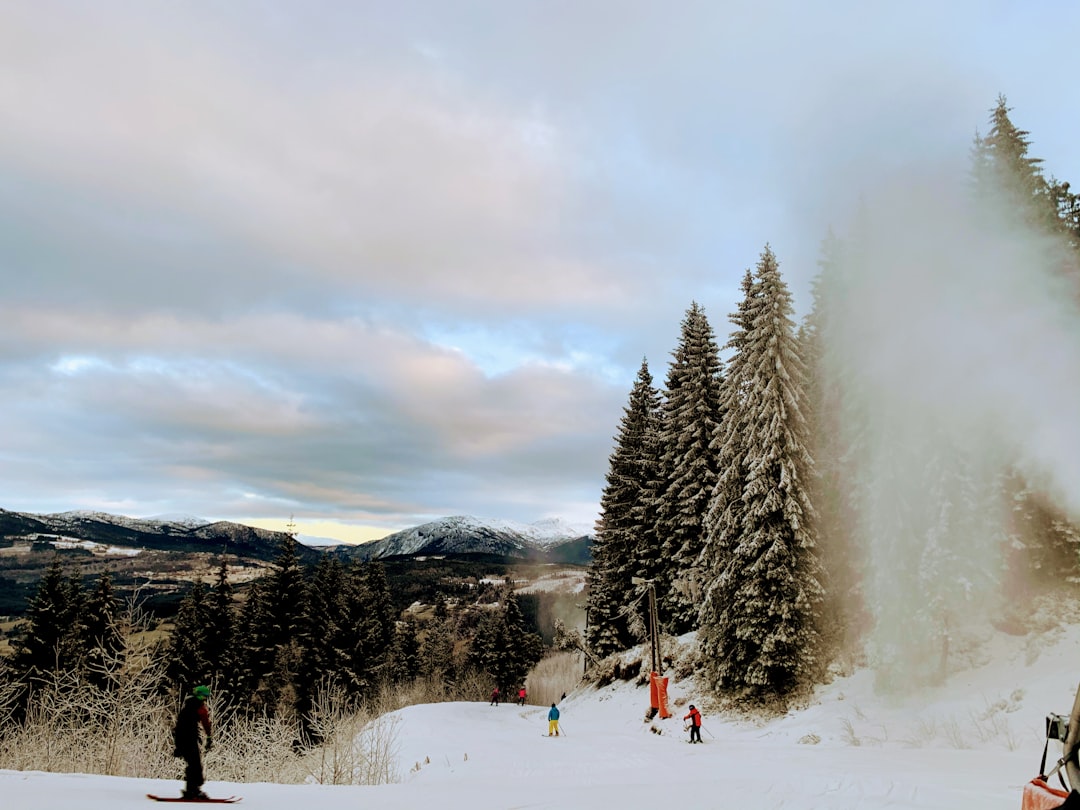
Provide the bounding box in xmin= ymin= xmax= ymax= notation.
xmin=298 ymin=682 xmax=401 ymax=786
xmin=526 ymin=651 xmax=581 ymax=706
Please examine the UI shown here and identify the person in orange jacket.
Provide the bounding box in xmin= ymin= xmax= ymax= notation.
xmin=683 ymin=704 xmax=702 ymax=744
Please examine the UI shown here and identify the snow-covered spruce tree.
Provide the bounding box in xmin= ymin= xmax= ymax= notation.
xmin=797 ymin=232 xmax=868 ymax=664
xmin=655 ymin=302 xmax=724 ymax=634
xmin=698 ymin=270 xmax=755 ymax=685
xmin=970 ymin=97 xmax=1080 ymax=587
xmin=701 ymin=247 xmax=823 ymax=702
xmin=587 ymin=358 xmax=663 ymax=658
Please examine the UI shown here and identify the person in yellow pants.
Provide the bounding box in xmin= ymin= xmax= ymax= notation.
xmin=547 ymin=703 xmax=560 ymax=736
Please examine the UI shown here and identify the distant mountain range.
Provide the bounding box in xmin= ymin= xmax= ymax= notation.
xmin=0 ymin=507 xmax=312 ymax=562
xmin=342 ymin=515 xmax=594 ymax=564
xmin=0 ymin=509 xmax=594 ymax=565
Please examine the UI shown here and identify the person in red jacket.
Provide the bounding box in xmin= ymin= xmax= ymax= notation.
xmin=518 ymin=687 xmax=527 ymax=706
xmin=173 ymin=685 xmax=213 ymax=799
xmin=683 ymin=704 xmax=702 ymax=744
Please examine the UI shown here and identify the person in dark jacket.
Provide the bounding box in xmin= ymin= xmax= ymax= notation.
xmin=683 ymin=704 xmax=702 ymax=744
xmin=173 ymin=685 xmax=213 ymax=799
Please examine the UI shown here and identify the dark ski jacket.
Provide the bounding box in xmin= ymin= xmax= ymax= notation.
xmin=174 ymin=695 xmax=212 ymax=751
xmin=683 ymin=707 xmax=701 ymax=727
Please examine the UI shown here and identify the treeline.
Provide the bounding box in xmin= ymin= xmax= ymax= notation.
xmin=586 ymin=95 xmax=1080 ymax=706
xmin=2 ymin=534 xmax=545 ymax=741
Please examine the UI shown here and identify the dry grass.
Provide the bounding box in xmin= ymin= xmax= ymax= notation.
xmin=526 ymin=651 xmax=584 ymax=706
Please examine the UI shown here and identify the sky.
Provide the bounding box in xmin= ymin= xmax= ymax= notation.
xmin=3 ymin=2 xmax=1080 ymax=543
xmin=4 ymin=620 xmax=1079 ymax=809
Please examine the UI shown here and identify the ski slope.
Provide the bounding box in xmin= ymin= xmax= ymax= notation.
xmin=3 ymin=622 xmax=1078 ymax=809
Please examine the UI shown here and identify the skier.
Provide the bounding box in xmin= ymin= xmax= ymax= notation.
xmin=490 ymin=686 xmax=500 ymax=706
xmin=518 ymin=686 xmax=527 ymax=706
xmin=173 ymin=685 xmax=213 ymax=799
xmin=547 ymin=702 xmax=560 ymax=736
xmin=683 ymin=704 xmax=702 ymax=744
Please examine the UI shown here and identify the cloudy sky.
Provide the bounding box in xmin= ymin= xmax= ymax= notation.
xmin=2 ymin=1 xmax=1078 ymax=543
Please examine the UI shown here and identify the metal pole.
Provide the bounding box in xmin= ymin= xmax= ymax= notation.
xmin=648 ymin=583 xmax=658 ymax=674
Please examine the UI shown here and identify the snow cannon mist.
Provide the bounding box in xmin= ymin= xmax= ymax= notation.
xmin=818 ymin=167 xmax=1080 ymax=690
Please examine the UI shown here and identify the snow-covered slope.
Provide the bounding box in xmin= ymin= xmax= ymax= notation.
xmin=3 ymin=618 xmax=1075 ymax=809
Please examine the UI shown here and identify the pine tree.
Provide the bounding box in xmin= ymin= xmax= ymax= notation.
xmin=203 ymin=559 xmax=236 ymax=693
xmin=969 ymin=96 xmax=1080 ymax=586
xmin=971 ymin=95 xmax=1058 ymax=231
xmin=699 ymin=269 xmax=756 ymax=683
xmin=354 ymin=562 xmax=398 ymax=690
xmin=467 ymin=589 xmax=543 ymax=694
xmin=587 ymin=358 xmax=662 ymax=657
xmin=244 ymin=531 xmax=308 ymax=713
xmin=797 ymin=232 xmax=868 ymax=661
xmin=419 ymin=616 xmax=457 ymax=685
xmin=389 ymin=617 xmax=422 ymax=683
xmin=12 ymin=556 xmax=84 ymax=685
xmin=83 ymin=571 xmax=123 ymax=690
xmin=655 ymin=303 xmax=724 ymax=634
xmin=168 ymin=580 xmax=211 ymax=692
xmin=701 ymin=247 xmax=823 ymax=702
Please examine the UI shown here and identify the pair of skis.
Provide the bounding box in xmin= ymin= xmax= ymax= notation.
xmin=147 ymin=795 xmax=240 ymax=803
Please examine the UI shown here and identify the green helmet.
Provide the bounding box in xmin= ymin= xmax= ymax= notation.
xmin=192 ymin=685 xmax=211 ymax=700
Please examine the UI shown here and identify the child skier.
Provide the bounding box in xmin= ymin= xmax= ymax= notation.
xmin=683 ymin=704 xmax=702 ymax=744
xmin=547 ymin=702 xmax=560 ymax=736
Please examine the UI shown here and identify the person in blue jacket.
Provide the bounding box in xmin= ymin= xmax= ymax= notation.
xmin=547 ymin=703 xmax=560 ymax=736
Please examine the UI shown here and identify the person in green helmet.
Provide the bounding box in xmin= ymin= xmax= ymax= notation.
xmin=172 ymin=685 xmax=213 ymax=799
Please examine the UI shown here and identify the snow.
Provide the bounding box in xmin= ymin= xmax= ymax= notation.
xmin=4 ymin=622 xmax=1079 ymax=809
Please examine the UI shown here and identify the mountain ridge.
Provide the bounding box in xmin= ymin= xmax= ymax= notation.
xmin=342 ymin=514 xmax=594 ymax=564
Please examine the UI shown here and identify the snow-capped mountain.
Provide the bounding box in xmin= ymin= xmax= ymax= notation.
xmin=0 ymin=507 xmax=312 ymax=561
xmin=347 ymin=515 xmax=593 ymax=563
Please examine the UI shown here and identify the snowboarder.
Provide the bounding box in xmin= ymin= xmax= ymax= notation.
xmin=547 ymin=702 xmax=560 ymax=736
xmin=683 ymin=704 xmax=702 ymax=744
xmin=173 ymin=685 xmax=213 ymax=799
xmin=490 ymin=686 xmax=500 ymax=706
xmin=518 ymin=687 xmax=527 ymax=706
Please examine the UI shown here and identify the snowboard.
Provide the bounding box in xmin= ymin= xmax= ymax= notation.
xmin=147 ymin=795 xmax=241 ymax=803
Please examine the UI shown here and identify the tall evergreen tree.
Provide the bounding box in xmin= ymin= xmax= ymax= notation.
xmin=655 ymin=303 xmax=724 ymax=634
xmin=971 ymin=95 xmax=1059 ymax=231
xmin=700 ymin=247 xmax=823 ymax=702
xmin=203 ymin=559 xmax=236 ymax=692
xmin=167 ymin=580 xmax=211 ymax=692
xmin=797 ymin=232 xmax=868 ymax=661
xmin=587 ymin=358 xmax=662 ymax=658
xmin=699 ymin=269 xmax=756 ymax=679
xmin=467 ymin=589 xmax=543 ymax=694
xmin=12 ymin=556 xmax=84 ymax=685
xmin=83 ymin=571 xmax=124 ymax=689
xmin=241 ymin=531 xmax=308 ymax=713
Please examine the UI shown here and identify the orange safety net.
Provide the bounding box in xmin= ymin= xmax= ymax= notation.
xmin=649 ymin=672 xmax=672 ymax=719
xmin=1021 ymin=778 xmax=1070 ymax=810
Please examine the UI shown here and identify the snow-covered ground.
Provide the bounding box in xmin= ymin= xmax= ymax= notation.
xmin=4 ymin=621 xmax=1079 ymax=809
